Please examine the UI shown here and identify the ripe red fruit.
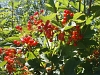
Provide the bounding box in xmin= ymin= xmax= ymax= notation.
xmin=63 ymin=13 xmax=68 ymax=17
xmin=28 ymin=20 xmax=31 ymax=24
xmin=40 ymin=9 xmax=44 ymax=13
xmin=72 ymin=31 xmax=78 ymax=35
xmin=63 ymin=17 xmax=67 ymax=21
xmin=13 ymin=40 xmax=21 ymax=46
xmin=34 ymin=11 xmax=39 ymax=16
xmin=6 ymin=63 xmax=14 ymax=74
xmin=58 ymin=32 xmax=65 ymax=41
xmin=62 ymin=19 xmax=66 ymax=25
xmin=30 ymin=15 xmax=34 ymax=20
xmin=4 ymin=56 xmax=9 ymax=61
xmin=0 ymin=48 xmax=2 ymax=54
xmin=13 ymin=40 xmax=17 ymax=44
xmin=70 ymin=13 xmax=74 ymax=17
xmin=64 ymin=10 xmax=71 ymax=14
xmin=32 ymin=41 xmax=38 ymax=46
xmin=15 ymin=25 xmax=22 ymax=31
xmin=10 ymin=49 xmax=16 ymax=54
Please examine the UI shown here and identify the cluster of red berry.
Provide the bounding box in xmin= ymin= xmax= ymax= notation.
xmin=15 ymin=25 xmax=22 ymax=31
xmin=27 ymin=10 xmax=44 ymax=30
xmin=67 ymin=25 xmax=83 ymax=46
xmin=26 ymin=10 xmax=59 ymax=42
xmin=0 ymin=47 xmax=28 ymax=74
xmin=21 ymin=35 xmax=38 ymax=46
xmin=43 ymin=20 xmax=58 ymax=42
xmin=62 ymin=10 xmax=74 ymax=25
xmin=3 ymin=49 xmax=16 ymax=73
xmin=13 ymin=35 xmax=38 ymax=47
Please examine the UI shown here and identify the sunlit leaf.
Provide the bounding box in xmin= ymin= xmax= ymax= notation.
xmin=58 ymin=0 xmax=68 ymax=6
xmin=64 ymin=26 xmax=73 ymax=30
xmin=73 ymin=12 xmax=85 ymax=20
xmin=40 ymin=13 xmax=56 ymax=22
xmin=0 ymin=61 xmax=7 ymax=67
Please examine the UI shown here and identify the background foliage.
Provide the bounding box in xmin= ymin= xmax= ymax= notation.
xmin=0 ymin=0 xmax=100 ymax=75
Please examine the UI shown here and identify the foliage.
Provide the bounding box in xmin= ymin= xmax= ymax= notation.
xmin=0 ymin=0 xmax=100 ymax=75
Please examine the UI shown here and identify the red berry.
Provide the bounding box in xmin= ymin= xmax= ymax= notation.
xmin=34 ymin=11 xmax=39 ymax=15
xmin=4 ymin=56 xmax=9 ymax=61
xmin=62 ymin=19 xmax=66 ymax=25
xmin=72 ymin=31 xmax=78 ymax=35
xmin=13 ymin=40 xmax=17 ymax=44
xmin=30 ymin=15 xmax=34 ymax=20
xmin=64 ymin=10 xmax=71 ymax=14
xmin=58 ymin=32 xmax=65 ymax=41
xmin=63 ymin=17 xmax=67 ymax=21
xmin=16 ymin=41 xmax=21 ymax=46
xmin=15 ymin=25 xmax=20 ymax=29
xmin=70 ymin=13 xmax=74 ymax=17
xmin=27 ymin=23 xmax=32 ymax=28
xmin=63 ymin=13 xmax=67 ymax=17
xmin=32 ymin=41 xmax=38 ymax=46
xmin=15 ymin=25 xmax=22 ymax=31
xmin=28 ymin=20 xmax=31 ymax=24
xmin=40 ymin=9 xmax=44 ymax=13
xmin=0 ymin=48 xmax=2 ymax=54
xmin=38 ymin=25 xmax=42 ymax=29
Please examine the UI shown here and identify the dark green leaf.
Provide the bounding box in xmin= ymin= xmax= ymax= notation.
xmin=64 ymin=58 xmax=80 ymax=75
xmin=28 ymin=58 xmax=41 ymax=69
xmin=51 ymin=20 xmax=62 ymax=27
xmin=73 ymin=12 xmax=85 ymax=20
xmin=45 ymin=3 xmax=55 ymax=12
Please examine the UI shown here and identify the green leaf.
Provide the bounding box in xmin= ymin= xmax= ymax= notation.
xmin=73 ymin=12 xmax=85 ymax=20
xmin=45 ymin=3 xmax=55 ymax=12
xmin=51 ymin=20 xmax=62 ymax=27
xmin=58 ymin=0 xmax=68 ymax=6
xmin=64 ymin=26 xmax=73 ymax=30
xmin=0 ymin=61 xmax=7 ymax=67
xmin=51 ymin=55 xmax=59 ymax=65
xmin=82 ymin=26 xmax=95 ymax=39
xmin=25 ymin=52 xmax=35 ymax=60
xmin=74 ymin=19 xmax=85 ymax=23
xmin=61 ymin=45 xmax=76 ymax=57
xmin=28 ymin=58 xmax=41 ymax=69
xmin=58 ymin=5 xmax=67 ymax=9
xmin=55 ymin=2 xmax=59 ymax=10
xmin=69 ymin=1 xmax=84 ymax=11
xmin=8 ymin=0 xmax=20 ymax=8
xmin=82 ymin=39 xmax=98 ymax=45
xmin=86 ymin=17 xmax=93 ymax=25
xmin=0 ymin=19 xmax=6 ymax=25
xmin=5 ymin=37 xmax=20 ymax=43
xmin=39 ymin=48 xmax=49 ymax=54
xmin=0 ymin=37 xmax=20 ymax=46
xmin=47 ymin=0 xmax=55 ymax=8
xmin=64 ymin=58 xmax=80 ymax=75
xmin=40 ymin=13 xmax=56 ymax=22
